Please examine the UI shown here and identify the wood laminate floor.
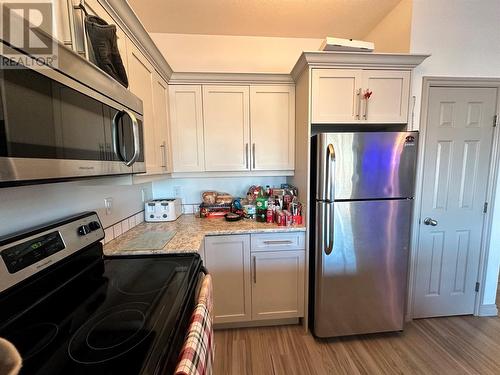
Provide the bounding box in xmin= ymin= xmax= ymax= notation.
xmin=214 ymin=315 xmax=500 ymax=374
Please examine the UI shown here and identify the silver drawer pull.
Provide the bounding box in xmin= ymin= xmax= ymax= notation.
xmin=263 ymin=240 xmax=293 ymax=245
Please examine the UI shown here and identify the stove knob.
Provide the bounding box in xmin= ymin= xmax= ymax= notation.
xmin=89 ymin=221 xmax=101 ymax=231
xmin=78 ymin=225 xmax=91 ymax=236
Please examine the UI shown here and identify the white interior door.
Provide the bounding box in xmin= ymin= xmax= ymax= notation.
xmin=413 ymin=86 xmax=498 ymax=318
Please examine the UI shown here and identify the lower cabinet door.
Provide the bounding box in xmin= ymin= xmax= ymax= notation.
xmin=204 ymin=235 xmax=251 ymax=324
xmin=251 ymin=250 xmax=305 ymax=320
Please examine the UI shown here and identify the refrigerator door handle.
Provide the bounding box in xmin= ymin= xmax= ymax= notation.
xmin=324 ymin=202 xmax=334 ymax=255
xmin=323 ymin=144 xmax=335 ymax=255
xmin=326 ymin=143 xmax=336 ymax=202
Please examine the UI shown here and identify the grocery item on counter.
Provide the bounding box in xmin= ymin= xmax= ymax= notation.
xmin=243 ymin=204 xmax=256 ymax=219
xmin=199 ymin=184 xmax=302 ymax=225
xmin=225 ymin=212 xmax=243 ymax=222
xmin=255 ymin=209 xmax=267 ymax=223
xmin=202 ymin=191 xmax=218 ymax=204
xmin=215 ymin=193 xmax=233 ymax=204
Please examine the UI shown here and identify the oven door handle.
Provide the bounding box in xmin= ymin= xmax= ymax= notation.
xmin=112 ymin=109 xmax=140 ymax=167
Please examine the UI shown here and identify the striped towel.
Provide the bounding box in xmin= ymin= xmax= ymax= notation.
xmin=174 ymin=274 xmax=214 ymax=375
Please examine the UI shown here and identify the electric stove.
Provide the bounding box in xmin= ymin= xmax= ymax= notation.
xmin=0 ymin=212 xmax=203 ymax=375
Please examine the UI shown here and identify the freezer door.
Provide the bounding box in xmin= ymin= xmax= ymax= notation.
xmin=318 ymin=132 xmax=418 ymax=200
xmin=313 ymin=199 xmax=412 ymax=338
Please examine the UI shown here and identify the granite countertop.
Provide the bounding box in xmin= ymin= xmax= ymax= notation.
xmin=103 ymin=214 xmax=306 ymax=256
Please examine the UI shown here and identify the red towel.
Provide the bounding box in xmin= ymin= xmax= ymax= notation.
xmin=174 ymin=274 xmax=214 ymax=375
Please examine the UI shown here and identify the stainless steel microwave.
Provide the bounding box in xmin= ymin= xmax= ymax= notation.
xmin=0 ymin=37 xmax=145 ymax=186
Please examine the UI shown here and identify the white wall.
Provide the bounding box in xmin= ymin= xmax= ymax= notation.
xmin=0 ymin=177 xmax=152 ymax=235
xmin=150 ymin=33 xmax=323 ymax=74
xmin=152 ymin=176 xmax=287 ymax=206
xmin=410 ymin=0 xmax=500 ymax=307
xmin=363 ymin=0 xmax=412 ymax=53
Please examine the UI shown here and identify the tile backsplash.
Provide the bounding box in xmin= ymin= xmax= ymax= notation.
xmin=103 ymin=211 xmax=144 ymax=244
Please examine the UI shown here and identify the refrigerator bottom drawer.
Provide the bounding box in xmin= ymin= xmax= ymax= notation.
xmin=313 ymin=199 xmax=413 ymax=338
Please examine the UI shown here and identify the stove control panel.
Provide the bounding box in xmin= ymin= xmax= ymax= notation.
xmin=0 ymin=212 xmax=105 ymax=293
xmin=1 ymin=231 xmax=65 ymax=273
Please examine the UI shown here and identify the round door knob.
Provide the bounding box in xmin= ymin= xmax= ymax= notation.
xmin=424 ymin=217 xmax=438 ymax=226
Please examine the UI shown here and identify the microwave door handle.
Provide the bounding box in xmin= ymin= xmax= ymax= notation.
xmin=112 ymin=111 xmax=126 ymax=163
xmin=122 ymin=109 xmax=140 ymax=167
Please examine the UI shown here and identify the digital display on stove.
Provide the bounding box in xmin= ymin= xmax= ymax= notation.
xmin=1 ymin=231 xmax=65 ymax=273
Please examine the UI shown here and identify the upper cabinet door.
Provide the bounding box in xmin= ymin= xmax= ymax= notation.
xmin=362 ymin=70 xmax=410 ymax=123
xmin=169 ymin=85 xmax=205 ymax=172
xmin=203 ymin=86 xmax=250 ymax=171
xmin=152 ymin=72 xmax=172 ymax=173
xmin=250 ymin=85 xmax=295 ymax=171
xmin=126 ymin=39 xmax=158 ymax=174
xmin=311 ymin=69 xmax=362 ymax=124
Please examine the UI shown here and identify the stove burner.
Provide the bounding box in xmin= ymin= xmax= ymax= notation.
xmin=11 ymin=323 xmax=59 ymax=360
xmin=113 ymin=261 xmax=180 ymax=296
xmin=68 ymin=302 xmax=155 ymax=364
xmin=86 ymin=309 xmax=146 ymax=350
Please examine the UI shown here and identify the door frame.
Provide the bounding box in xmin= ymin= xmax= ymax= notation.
xmin=407 ymin=76 xmax=500 ymax=320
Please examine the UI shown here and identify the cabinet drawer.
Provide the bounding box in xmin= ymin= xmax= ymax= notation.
xmin=251 ymin=232 xmax=305 ymax=252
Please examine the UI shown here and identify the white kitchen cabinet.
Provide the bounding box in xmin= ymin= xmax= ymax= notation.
xmin=203 ymin=86 xmax=250 ymax=171
xmin=251 ymin=250 xmax=305 ymax=320
xmin=311 ymin=69 xmax=363 ymax=123
xmin=152 ymin=72 xmax=172 ymax=173
xmin=361 ymin=70 xmax=410 ymax=123
xmin=126 ymin=39 xmax=160 ymax=174
xmin=168 ymin=85 xmax=205 ymax=172
xmin=204 ymin=235 xmax=252 ymax=324
xmin=311 ymin=68 xmax=411 ymax=124
xmin=205 ymin=232 xmax=305 ymax=326
xmin=250 ymin=85 xmax=295 ymax=171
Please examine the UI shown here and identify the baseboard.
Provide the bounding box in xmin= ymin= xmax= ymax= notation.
xmin=214 ymin=317 xmax=299 ymax=330
xmin=478 ymin=303 xmax=498 ymax=317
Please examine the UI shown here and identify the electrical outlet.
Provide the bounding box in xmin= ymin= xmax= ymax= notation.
xmin=104 ymin=197 xmax=113 ymax=215
xmin=141 ymin=189 xmax=147 ymax=203
xmin=174 ymin=186 xmax=182 ymax=198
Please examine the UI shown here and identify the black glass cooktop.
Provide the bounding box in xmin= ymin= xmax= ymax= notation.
xmin=0 ymin=247 xmax=202 ymax=375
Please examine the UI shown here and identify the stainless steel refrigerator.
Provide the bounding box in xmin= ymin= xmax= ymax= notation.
xmin=310 ymin=131 xmax=418 ymax=338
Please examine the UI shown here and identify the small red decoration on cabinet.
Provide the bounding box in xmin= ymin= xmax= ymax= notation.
xmin=363 ymin=90 xmax=373 ymax=100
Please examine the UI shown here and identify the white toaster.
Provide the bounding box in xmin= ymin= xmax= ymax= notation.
xmin=145 ymin=198 xmax=182 ymax=222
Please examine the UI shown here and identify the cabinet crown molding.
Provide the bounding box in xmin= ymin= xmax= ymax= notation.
xmin=168 ymin=72 xmax=294 ymax=85
xmin=291 ymin=51 xmax=430 ymax=81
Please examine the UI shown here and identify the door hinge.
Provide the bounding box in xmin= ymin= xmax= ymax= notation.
xmin=494 ymin=114 xmax=498 ymax=127
xmin=475 ymin=282 xmax=480 ymax=292
xmin=483 ymin=202 xmax=488 ymax=213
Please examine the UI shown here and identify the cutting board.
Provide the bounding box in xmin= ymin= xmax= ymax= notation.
xmin=119 ymin=231 xmax=176 ymax=251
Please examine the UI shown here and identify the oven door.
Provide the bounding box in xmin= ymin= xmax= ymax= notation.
xmin=0 ymin=59 xmax=144 ymax=185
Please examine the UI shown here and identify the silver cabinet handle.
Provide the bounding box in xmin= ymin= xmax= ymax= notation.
xmin=160 ymin=141 xmax=166 ymax=168
xmin=424 ymin=217 xmax=438 ymax=226
xmin=355 ymin=88 xmax=362 ymax=119
xmin=70 ymin=0 xmax=89 ymax=58
xmin=263 ymin=240 xmax=293 ymax=245
xmin=252 ymin=143 xmax=256 ymax=169
xmin=363 ymin=89 xmax=372 ymax=120
xmin=245 ymin=143 xmax=249 ymax=169
xmin=253 ymin=256 xmax=257 ymax=284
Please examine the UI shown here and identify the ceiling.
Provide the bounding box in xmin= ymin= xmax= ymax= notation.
xmin=128 ymin=0 xmax=402 ymax=39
